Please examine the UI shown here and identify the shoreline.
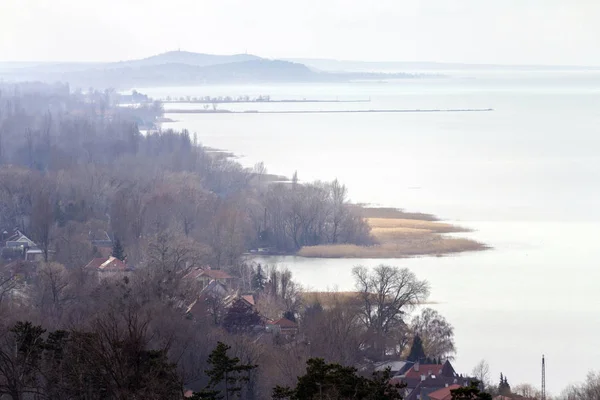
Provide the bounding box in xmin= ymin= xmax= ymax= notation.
xmin=166 ymin=108 xmax=494 ymax=114
xmin=158 ymin=114 xmax=488 ymax=260
xmin=296 ymin=206 xmax=488 ymax=259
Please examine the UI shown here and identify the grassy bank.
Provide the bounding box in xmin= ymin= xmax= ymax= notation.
xmin=297 ymin=208 xmax=488 ymax=258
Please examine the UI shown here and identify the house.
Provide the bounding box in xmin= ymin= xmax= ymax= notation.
xmin=391 ymin=361 xmax=473 ymax=400
xmin=3 ymin=230 xmax=37 ymax=249
xmin=428 ymin=384 xmax=462 ymax=400
xmin=183 ymin=267 xmax=235 ymax=289
xmin=185 ymin=280 xmax=230 ymax=322
xmin=395 ymin=361 xmax=457 ymax=380
xmin=374 ymin=360 xmax=410 ymax=376
xmin=241 ymin=294 xmax=255 ymax=307
xmin=85 ymin=256 xmax=128 ymax=277
xmin=1 ymin=230 xmax=40 ymax=261
xmin=24 ymin=249 xmax=46 ymax=262
xmin=400 ymin=376 xmax=474 ymax=400
xmin=266 ymin=317 xmax=299 ymax=336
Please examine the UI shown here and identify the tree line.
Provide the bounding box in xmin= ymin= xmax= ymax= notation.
xmin=0 ymin=83 xmax=370 ymax=266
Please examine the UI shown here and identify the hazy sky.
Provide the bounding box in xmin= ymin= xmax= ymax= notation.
xmin=2 ymin=0 xmax=600 ymax=65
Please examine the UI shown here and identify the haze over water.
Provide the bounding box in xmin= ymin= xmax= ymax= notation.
xmin=143 ymin=70 xmax=600 ymax=394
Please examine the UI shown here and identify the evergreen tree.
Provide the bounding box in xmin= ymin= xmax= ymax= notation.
xmin=112 ymin=237 xmax=126 ymax=261
xmin=407 ymin=334 xmax=426 ymax=362
xmin=283 ymin=310 xmax=296 ymax=323
xmin=272 ymin=358 xmax=404 ymax=400
xmin=193 ymin=342 xmax=257 ymax=400
xmin=251 ymin=264 xmax=266 ymax=291
xmin=451 ymin=381 xmax=492 ymax=400
xmin=498 ymin=373 xmax=511 ymax=396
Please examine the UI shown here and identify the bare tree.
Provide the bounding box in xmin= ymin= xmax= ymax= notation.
xmin=410 ymin=308 xmax=456 ymax=360
xmin=561 ymin=372 xmax=600 ymax=400
xmin=329 ymin=179 xmax=347 ymax=244
xmin=513 ymin=383 xmax=542 ymax=399
xmin=31 ymin=187 xmax=54 ymax=262
xmin=0 ymin=272 xmax=16 ymax=308
xmin=471 ymin=359 xmax=492 ymax=391
xmin=352 ymin=265 xmax=429 ymax=360
xmin=302 ymin=292 xmax=364 ymax=366
xmin=34 ymin=262 xmax=72 ymax=325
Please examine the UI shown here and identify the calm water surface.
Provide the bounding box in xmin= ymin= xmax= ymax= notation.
xmin=141 ymin=72 xmax=600 ymax=393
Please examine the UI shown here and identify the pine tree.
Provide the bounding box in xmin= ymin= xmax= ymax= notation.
xmin=251 ymin=264 xmax=266 ymax=291
xmin=193 ymin=342 xmax=257 ymax=400
xmin=498 ymin=373 xmax=511 ymax=396
xmin=407 ymin=334 xmax=426 ymax=362
xmin=273 ymin=358 xmax=404 ymax=400
xmin=112 ymin=237 xmax=125 ymax=261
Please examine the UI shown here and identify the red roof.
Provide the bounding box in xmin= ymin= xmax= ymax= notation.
xmin=272 ymin=318 xmax=298 ymax=328
xmin=242 ymin=295 xmax=255 ymax=306
xmin=199 ymin=269 xmax=233 ymax=280
xmin=183 ymin=267 xmax=234 ymax=281
xmin=85 ymin=257 xmax=127 ymax=271
xmin=85 ymin=258 xmax=107 ymax=270
xmin=404 ymin=364 xmax=445 ymax=379
xmin=429 ymin=384 xmax=461 ymax=400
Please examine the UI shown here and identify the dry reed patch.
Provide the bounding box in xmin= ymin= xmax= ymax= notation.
xmin=367 ymin=218 xmax=467 ymax=233
xmin=296 ymin=238 xmax=485 ymax=258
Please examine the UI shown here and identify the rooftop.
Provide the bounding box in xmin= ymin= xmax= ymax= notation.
xmin=85 ymin=256 xmax=127 ymax=271
xmin=429 ymin=384 xmax=462 ymax=400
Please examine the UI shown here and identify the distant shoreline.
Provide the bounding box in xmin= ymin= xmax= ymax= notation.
xmin=166 ymin=108 xmax=494 ymax=114
xmin=162 ymin=99 xmax=371 ymax=104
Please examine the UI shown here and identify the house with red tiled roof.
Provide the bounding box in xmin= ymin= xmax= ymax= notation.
xmin=401 ymin=361 xmax=456 ymax=380
xmin=241 ymin=294 xmax=255 ymax=306
xmin=85 ymin=256 xmax=128 ymax=277
xmin=390 ymin=361 xmax=474 ymax=400
xmin=428 ymin=384 xmax=461 ymax=400
xmin=266 ymin=317 xmax=298 ymax=335
xmin=183 ymin=267 xmax=235 ymax=289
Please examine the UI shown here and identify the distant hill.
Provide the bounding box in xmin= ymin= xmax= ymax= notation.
xmin=0 ymin=51 xmax=416 ymax=88
xmin=113 ymin=51 xmax=263 ymax=68
xmin=59 ymin=59 xmax=318 ymax=87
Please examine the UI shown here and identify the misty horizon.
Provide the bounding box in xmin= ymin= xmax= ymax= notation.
xmin=3 ymin=49 xmax=600 ymax=69
xmin=3 ymin=1 xmax=600 ymax=65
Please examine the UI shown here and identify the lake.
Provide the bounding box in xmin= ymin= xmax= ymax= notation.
xmin=140 ymin=70 xmax=600 ymax=394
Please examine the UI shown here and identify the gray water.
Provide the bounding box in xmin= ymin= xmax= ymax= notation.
xmin=141 ymin=71 xmax=600 ymax=394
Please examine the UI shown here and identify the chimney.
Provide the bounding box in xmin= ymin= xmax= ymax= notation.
xmin=421 ymin=375 xmax=426 ymax=382
xmin=414 ymin=362 xmax=419 ymax=372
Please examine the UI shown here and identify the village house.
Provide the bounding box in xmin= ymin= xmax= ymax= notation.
xmin=427 ymin=384 xmax=462 ymax=400
xmin=1 ymin=230 xmax=47 ymax=262
xmin=373 ymin=360 xmax=411 ymax=376
xmin=390 ymin=361 xmax=475 ymax=400
xmin=266 ymin=317 xmax=299 ymax=336
xmin=183 ymin=267 xmax=235 ymax=289
xmin=84 ymin=256 xmax=129 ymax=277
